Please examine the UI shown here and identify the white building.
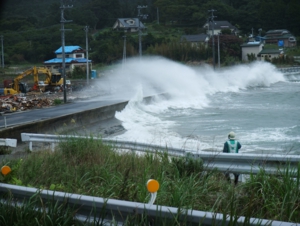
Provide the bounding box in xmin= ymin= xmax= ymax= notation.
xmin=240 ymin=41 xmax=264 ymax=62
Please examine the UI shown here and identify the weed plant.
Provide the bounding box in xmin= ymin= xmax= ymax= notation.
xmin=1 ymin=137 xmax=300 ymax=225
xmin=53 ymin=98 xmax=63 ymax=105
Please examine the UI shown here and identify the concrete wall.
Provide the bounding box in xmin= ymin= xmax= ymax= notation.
xmin=0 ymin=94 xmax=162 ymax=142
xmin=0 ymin=101 xmax=129 ymax=142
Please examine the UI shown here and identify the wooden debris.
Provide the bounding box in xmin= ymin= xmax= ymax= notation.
xmin=0 ymin=94 xmax=56 ymax=113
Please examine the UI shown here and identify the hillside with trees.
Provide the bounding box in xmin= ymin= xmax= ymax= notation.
xmin=0 ymin=0 xmax=299 ymax=66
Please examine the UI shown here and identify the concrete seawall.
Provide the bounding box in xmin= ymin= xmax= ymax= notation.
xmin=0 ymin=101 xmax=129 ymax=142
xmin=0 ymin=95 xmax=160 ymax=143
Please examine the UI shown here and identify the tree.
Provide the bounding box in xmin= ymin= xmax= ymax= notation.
xmin=71 ymin=9 xmax=99 ymax=30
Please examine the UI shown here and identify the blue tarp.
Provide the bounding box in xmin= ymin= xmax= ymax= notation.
xmin=278 ymin=40 xmax=284 ymax=47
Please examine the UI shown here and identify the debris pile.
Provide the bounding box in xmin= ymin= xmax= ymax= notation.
xmin=0 ymin=94 xmax=55 ymax=113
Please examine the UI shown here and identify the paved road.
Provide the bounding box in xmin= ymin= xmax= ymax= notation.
xmin=0 ymin=95 xmax=128 ymax=129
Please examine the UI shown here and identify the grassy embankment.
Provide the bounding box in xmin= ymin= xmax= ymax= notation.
xmin=0 ymin=136 xmax=299 ymax=225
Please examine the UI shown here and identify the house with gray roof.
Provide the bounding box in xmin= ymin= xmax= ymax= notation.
xmin=113 ymin=18 xmax=146 ymax=32
xmin=203 ymin=20 xmax=238 ymax=36
xmin=257 ymin=48 xmax=285 ymax=61
xmin=264 ymin=29 xmax=296 ymax=47
xmin=44 ymin=46 xmax=91 ymax=74
xmin=180 ymin=33 xmax=209 ymax=46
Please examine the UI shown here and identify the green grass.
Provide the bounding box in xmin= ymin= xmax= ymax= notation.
xmin=53 ymin=98 xmax=63 ymax=105
xmin=1 ymin=136 xmax=300 ymax=225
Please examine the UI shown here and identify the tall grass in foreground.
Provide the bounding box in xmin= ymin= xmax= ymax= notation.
xmin=1 ymin=137 xmax=300 ymax=225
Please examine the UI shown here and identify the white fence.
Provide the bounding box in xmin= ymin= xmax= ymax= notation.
xmin=21 ymin=133 xmax=300 ymax=176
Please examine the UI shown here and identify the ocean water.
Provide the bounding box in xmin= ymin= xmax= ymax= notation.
xmin=98 ymin=57 xmax=300 ymax=155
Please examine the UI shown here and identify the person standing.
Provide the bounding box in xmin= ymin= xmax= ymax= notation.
xmin=223 ymin=131 xmax=242 ymax=185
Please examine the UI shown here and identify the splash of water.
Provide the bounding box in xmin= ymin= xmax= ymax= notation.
xmin=98 ymin=57 xmax=285 ymax=109
xmin=97 ymin=57 xmax=286 ymax=150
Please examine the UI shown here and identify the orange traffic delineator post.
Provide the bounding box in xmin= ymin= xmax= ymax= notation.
xmin=147 ymin=179 xmax=160 ymax=205
xmin=147 ymin=179 xmax=159 ymax=193
xmin=1 ymin=165 xmax=11 ymax=176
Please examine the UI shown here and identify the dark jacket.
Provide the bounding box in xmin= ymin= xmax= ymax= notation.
xmin=223 ymin=139 xmax=242 ymax=153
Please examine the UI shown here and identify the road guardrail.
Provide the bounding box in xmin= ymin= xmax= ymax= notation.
xmin=21 ymin=133 xmax=300 ymax=176
xmin=0 ymin=183 xmax=296 ymax=226
xmin=0 ymin=138 xmax=17 ymax=148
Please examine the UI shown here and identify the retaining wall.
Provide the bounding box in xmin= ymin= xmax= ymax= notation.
xmin=0 ymin=95 xmax=159 ymax=142
xmin=0 ymin=101 xmax=128 ymax=142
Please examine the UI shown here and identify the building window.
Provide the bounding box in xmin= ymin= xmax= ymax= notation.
xmin=76 ymin=54 xmax=82 ymax=58
xmin=65 ymin=54 xmax=69 ymax=58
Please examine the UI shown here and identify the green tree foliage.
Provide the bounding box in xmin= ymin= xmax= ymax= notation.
xmin=84 ymin=0 xmax=121 ymax=29
xmin=146 ymin=41 xmax=207 ymax=62
xmin=272 ymin=55 xmax=295 ymax=65
xmin=71 ymin=9 xmax=99 ymax=30
xmin=247 ymin=53 xmax=257 ymax=62
xmin=0 ymin=0 xmax=300 ymax=65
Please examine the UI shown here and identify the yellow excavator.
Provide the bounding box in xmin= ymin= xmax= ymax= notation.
xmin=1 ymin=66 xmax=65 ymax=95
xmin=31 ymin=67 xmax=64 ymax=92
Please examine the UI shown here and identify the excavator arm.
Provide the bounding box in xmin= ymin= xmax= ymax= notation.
xmin=37 ymin=67 xmax=52 ymax=85
xmin=12 ymin=67 xmax=37 ymax=93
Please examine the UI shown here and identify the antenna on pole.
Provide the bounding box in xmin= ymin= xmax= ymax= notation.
xmin=60 ymin=0 xmax=73 ymax=103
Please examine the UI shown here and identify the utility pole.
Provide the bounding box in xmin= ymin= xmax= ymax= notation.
xmin=208 ymin=9 xmax=217 ymax=70
xmin=258 ymin=28 xmax=262 ymax=41
xmin=84 ymin=25 xmax=89 ymax=85
xmin=0 ymin=35 xmax=4 ymax=68
xmin=60 ymin=0 xmax=73 ymax=103
xmin=218 ymin=33 xmax=220 ymax=68
xmin=137 ymin=5 xmax=147 ymax=59
xmin=122 ymin=35 xmax=126 ymax=68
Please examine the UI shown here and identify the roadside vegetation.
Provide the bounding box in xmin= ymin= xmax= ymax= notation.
xmin=0 ymin=137 xmax=299 ymax=225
